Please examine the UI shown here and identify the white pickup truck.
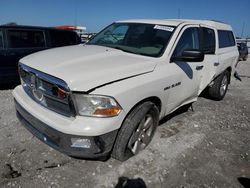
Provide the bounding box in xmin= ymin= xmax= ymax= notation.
xmin=13 ymin=19 xmax=239 ymax=161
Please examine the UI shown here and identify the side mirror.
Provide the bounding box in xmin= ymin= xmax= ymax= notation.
xmin=173 ymin=50 xmax=204 ymax=62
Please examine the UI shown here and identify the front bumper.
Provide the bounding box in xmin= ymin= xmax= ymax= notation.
xmin=15 ymin=100 xmax=118 ymax=160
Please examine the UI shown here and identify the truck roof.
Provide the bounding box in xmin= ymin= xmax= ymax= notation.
xmin=117 ymin=19 xmax=232 ymax=30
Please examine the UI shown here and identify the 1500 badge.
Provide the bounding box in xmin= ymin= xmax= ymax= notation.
xmin=164 ymin=82 xmax=181 ymax=91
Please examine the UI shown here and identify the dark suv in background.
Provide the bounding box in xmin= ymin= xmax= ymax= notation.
xmin=0 ymin=25 xmax=81 ymax=84
xmin=237 ymin=42 xmax=248 ymax=61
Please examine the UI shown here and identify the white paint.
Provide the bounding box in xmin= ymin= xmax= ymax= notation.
xmin=14 ymin=19 xmax=239 ymax=137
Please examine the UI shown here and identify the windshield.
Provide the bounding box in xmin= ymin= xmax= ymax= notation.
xmin=88 ymin=23 xmax=175 ymax=57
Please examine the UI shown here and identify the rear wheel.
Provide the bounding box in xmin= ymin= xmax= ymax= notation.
xmin=208 ymin=71 xmax=230 ymax=101
xmin=112 ymin=101 xmax=159 ymax=161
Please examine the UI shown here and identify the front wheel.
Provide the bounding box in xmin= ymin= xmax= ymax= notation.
xmin=208 ymin=71 xmax=230 ymax=101
xmin=112 ymin=102 xmax=159 ymax=161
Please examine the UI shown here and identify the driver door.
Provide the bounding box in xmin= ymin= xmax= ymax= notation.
xmin=165 ymin=25 xmax=204 ymax=113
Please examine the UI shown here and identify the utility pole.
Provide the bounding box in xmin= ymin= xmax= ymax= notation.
xmin=241 ymin=22 xmax=245 ymax=38
xmin=74 ymin=0 xmax=78 ymax=26
xmin=178 ymin=8 xmax=180 ymax=19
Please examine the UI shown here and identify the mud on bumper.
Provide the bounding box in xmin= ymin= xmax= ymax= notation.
xmin=15 ymin=100 xmax=118 ymax=160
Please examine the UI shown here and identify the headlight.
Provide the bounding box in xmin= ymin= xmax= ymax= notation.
xmin=73 ymin=94 xmax=122 ymax=117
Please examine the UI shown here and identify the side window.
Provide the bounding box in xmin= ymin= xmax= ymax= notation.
xmin=0 ymin=30 xmax=3 ymax=49
xmin=173 ymin=27 xmax=200 ymax=57
xmin=49 ymin=30 xmax=79 ymax=47
xmin=202 ymin=27 xmax=215 ymax=54
xmin=218 ymin=30 xmax=235 ymax=48
xmin=7 ymin=30 xmax=45 ymax=48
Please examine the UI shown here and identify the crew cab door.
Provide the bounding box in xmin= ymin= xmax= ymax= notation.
xmin=198 ymin=25 xmax=218 ymax=94
xmin=165 ymin=25 xmax=204 ymax=113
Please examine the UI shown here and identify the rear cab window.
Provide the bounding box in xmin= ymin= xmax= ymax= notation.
xmin=218 ymin=30 xmax=235 ymax=48
xmin=7 ymin=29 xmax=45 ymax=48
xmin=49 ymin=30 xmax=80 ymax=47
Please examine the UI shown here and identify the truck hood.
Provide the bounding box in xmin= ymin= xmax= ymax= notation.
xmin=20 ymin=45 xmax=156 ymax=91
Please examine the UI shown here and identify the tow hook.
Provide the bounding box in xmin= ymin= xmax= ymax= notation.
xmin=234 ymin=71 xmax=242 ymax=81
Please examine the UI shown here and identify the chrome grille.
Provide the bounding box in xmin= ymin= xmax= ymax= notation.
xmin=19 ymin=63 xmax=75 ymax=117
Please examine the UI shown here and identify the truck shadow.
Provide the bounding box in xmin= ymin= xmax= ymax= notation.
xmin=159 ymin=103 xmax=191 ymax=126
xmin=175 ymin=61 xmax=193 ymax=79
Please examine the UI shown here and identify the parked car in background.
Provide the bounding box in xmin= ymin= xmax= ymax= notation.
xmin=0 ymin=25 xmax=81 ymax=84
xmin=237 ymin=42 xmax=248 ymax=61
xmin=80 ymin=33 xmax=96 ymax=43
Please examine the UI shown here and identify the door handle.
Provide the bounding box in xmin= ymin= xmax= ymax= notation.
xmin=214 ymin=62 xmax=220 ymax=66
xmin=196 ymin=65 xmax=204 ymax=70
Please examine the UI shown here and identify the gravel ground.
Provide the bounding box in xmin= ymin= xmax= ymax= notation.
xmin=0 ymin=59 xmax=250 ymax=188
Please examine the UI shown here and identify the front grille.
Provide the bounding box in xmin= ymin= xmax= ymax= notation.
xmin=19 ymin=63 xmax=75 ymax=117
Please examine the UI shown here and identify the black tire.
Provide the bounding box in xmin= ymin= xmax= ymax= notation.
xmin=112 ymin=101 xmax=159 ymax=161
xmin=208 ymin=71 xmax=230 ymax=101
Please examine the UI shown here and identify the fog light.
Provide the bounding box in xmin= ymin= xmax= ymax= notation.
xmin=71 ymin=138 xmax=91 ymax=148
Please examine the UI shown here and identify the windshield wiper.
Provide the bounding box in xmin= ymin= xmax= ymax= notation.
xmin=112 ymin=46 xmax=144 ymax=55
xmin=112 ymin=46 xmax=128 ymax=52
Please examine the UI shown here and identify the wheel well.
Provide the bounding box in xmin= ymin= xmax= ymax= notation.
xmin=118 ymin=97 xmax=162 ymax=131
xmin=134 ymin=97 xmax=162 ymax=113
